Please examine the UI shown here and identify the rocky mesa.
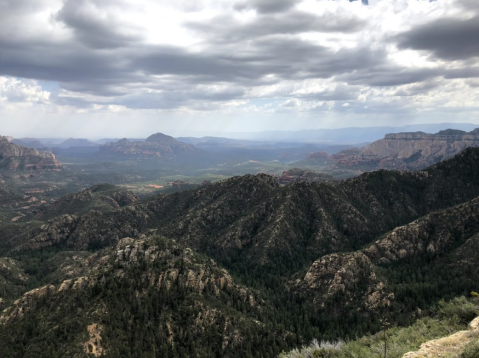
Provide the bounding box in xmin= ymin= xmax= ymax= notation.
xmin=332 ymin=128 xmax=479 ymax=170
xmin=0 ymin=136 xmax=62 ymax=171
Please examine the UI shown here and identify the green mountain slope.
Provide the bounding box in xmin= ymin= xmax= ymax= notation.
xmin=1 ymin=148 xmax=479 ymax=356
xmin=0 ymin=236 xmax=291 ymax=358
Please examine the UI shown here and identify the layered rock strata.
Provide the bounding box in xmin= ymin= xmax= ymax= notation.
xmin=0 ymin=136 xmax=62 ymax=171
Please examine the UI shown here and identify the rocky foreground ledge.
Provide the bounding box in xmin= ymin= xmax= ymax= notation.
xmin=402 ymin=316 xmax=479 ymax=358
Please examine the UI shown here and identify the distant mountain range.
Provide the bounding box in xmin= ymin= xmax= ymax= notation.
xmin=99 ymin=133 xmax=201 ymax=159
xmin=11 ymin=138 xmax=45 ymax=149
xmin=10 ymin=123 xmax=479 ymax=147
xmin=223 ymin=123 xmax=479 ymax=143
xmin=55 ymin=138 xmax=99 ymax=149
xmin=331 ymin=128 xmax=479 ymax=170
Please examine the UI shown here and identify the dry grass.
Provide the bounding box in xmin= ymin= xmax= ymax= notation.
xmin=402 ymin=317 xmax=479 ymax=358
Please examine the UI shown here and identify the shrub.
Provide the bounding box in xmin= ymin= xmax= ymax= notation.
xmin=437 ymin=296 xmax=479 ymax=323
xmin=461 ymin=339 xmax=479 ymax=358
xmin=278 ymin=339 xmax=342 ymax=358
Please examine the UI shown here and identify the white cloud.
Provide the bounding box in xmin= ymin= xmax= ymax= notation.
xmin=0 ymin=0 xmax=478 ymax=137
xmin=0 ymin=77 xmax=50 ymax=105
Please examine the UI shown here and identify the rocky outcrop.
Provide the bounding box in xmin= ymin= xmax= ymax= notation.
xmin=297 ymin=252 xmax=393 ymax=311
xmin=83 ymin=323 xmax=104 ymax=357
xmin=0 ymin=235 xmax=266 ymax=357
xmin=0 ymin=258 xmax=28 ymax=283
xmin=16 ymin=205 xmax=149 ymax=251
xmin=116 ymin=238 xmax=236 ymax=296
xmin=295 ymin=192 xmax=479 ymax=315
xmin=100 ymin=132 xmax=200 ymax=159
xmin=15 ymin=214 xmax=78 ymax=251
xmin=0 ymin=136 xmax=62 ymax=171
xmin=0 ymin=284 xmax=55 ymax=324
xmin=333 ymin=128 xmax=479 ymax=170
xmin=363 ymin=198 xmax=479 ymax=265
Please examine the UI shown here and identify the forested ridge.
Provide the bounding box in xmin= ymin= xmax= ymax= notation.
xmin=1 ymin=148 xmax=479 ymax=357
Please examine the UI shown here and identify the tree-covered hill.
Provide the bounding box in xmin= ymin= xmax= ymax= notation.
xmin=1 ymin=148 xmax=479 ymax=357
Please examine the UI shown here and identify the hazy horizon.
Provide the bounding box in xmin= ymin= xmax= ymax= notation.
xmin=6 ymin=122 xmax=479 ymax=144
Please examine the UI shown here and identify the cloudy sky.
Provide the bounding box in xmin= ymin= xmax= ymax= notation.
xmin=0 ymin=0 xmax=478 ymax=138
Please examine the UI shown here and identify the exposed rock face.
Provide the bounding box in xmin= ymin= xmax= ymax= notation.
xmin=100 ymin=132 xmax=200 ymax=159
xmin=0 ymin=136 xmax=62 ymax=171
xmin=0 ymin=258 xmax=28 ymax=283
xmin=0 ymin=284 xmax=55 ymax=324
xmin=16 ymin=205 xmax=148 ymax=251
xmin=295 ymin=190 xmax=479 ymax=315
xmin=17 ymin=214 xmax=79 ymax=251
xmin=333 ymin=128 xmax=479 ymax=170
xmin=0 ymin=236 xmax=265 ymax=357
xmin=297 ymin=252 xmax=393 ymax=312
xmin=83 ymin=323 xmax=104 ymax=357
xmin=116 ymin=238 xmax=235 ymax=295
xmin=363 ymin=198 xmax=479 ymax=265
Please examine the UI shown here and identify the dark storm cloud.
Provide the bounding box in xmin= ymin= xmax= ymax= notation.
xmin=56 ymin=0 xmax=142 ymax=49
xmin=186 ymin=11 xmax=365 ymax=44
xmin=234 ymin=0 xmax=301 ymax=14
xmin=0 ymin=0 xmax=50 ymax=14
xmin=457 ymin=0 xmax=479 ymax=11
xmin=0 ymin=22 xmax=384 ymax=109
xmin=0 ymin=0 xmax=377 ymax=110
xmin=339 ymin=66 xmax=443 ymax=87
xmin=1 ymin=0 xmax=367 ymax=101
xmin=0 ymin=36 xmax=141 ymax=96
xmin=303 ymin=47 xmax=385 ymax=80
xmin=466 ymin=79 xmax=479 ymax=88
xmin=444 ymin=67 xmax=479 ymax=79
xmin=341 ymin=63 xmax=479 ymax=90
xmin=115 ymin=86 xmax=246 ymax=110
xmin=2 ymin=0 xmax=477 ymax=113
xmin=133 ymin=40 xmax=382 ymax=86
xmin=396 ymin=15 xmax=479 ymax=60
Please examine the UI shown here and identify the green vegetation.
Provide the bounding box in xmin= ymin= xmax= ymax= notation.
xmin=0 ymin=237 xmax=294 ymax=358
xmin=462 ymin=339 xmax=479 ymax=358
xmin=280 ymin=297 xmax=479 ymax=358
xmin=2 ymin=149 xmax=479 ymax=357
